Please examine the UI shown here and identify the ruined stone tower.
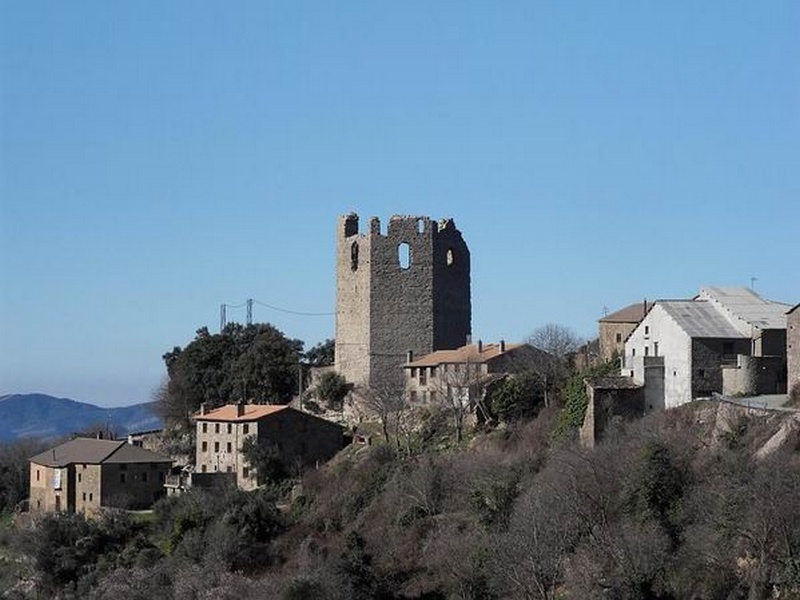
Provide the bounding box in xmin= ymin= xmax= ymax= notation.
xmin=335 ymin=213 xmax=471 ymax=389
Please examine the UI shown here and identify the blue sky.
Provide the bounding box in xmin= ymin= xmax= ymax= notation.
xmin=1 ymin=1 xmax=798 ymax=407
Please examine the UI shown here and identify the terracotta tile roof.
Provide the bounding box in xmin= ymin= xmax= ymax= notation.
xmin=195 ymin=403 xmax=289 ymax=422
xmin=103 ymin=443 xmax=172 ymax=464
xmin=599 ymin=302 xmax=649 ymax=324
xmin=405 ymin=342 xmax=524 ymax=368
xmin=30 ymin=438 xmax=171 ymax=468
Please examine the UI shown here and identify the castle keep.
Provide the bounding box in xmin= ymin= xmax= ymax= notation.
xmin=335 ymin=214 xmax=471 ymax=389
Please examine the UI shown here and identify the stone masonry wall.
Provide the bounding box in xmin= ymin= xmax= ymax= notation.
xmin=336 ymin=214 xmax=471 ymax=390
xmin=599 ymin=321 xmax=637 ymax=363
xmin=787 ymin=308 xmax=800 ymax=395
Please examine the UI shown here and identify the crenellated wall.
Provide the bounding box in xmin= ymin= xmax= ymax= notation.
xmin=335 ymin=214 xmax=471 ymax=390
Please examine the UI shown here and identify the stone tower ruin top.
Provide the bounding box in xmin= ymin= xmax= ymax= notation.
xmin=335 ymin=213 xmax=472 ymax=389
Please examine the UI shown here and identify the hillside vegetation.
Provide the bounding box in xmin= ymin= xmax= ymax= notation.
xmin=4 ymin=396 xmax=800 ymax=599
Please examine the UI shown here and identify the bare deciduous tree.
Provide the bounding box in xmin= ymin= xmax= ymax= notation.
xmin=431 ymin=360 xmax=488 ymax=443
xmin=526 ymin=324 xmax=584 ymax=407
xmin=359 ymin=381 xmax=407 ymax=445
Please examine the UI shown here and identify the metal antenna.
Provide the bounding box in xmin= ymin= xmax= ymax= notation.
xmin=246 ymin=298 xmax=253 ymax=325
xmin=750 ymin=277 xmax=758 ymax=291
xmin=220 ymin=303 xmax=227 ymax=332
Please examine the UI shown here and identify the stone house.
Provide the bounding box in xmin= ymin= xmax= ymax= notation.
xmin=598 ymin=301 xmax=649 ymax=363
xmin=29 ymin=437 xmax=172 ymax=513
xmin=789 ymin=304 xmax=800 ymax=396
xmin=194 ymin=403 xmax=346 ymax=490
xmin=624 ymin=287 xmax=789 ymax=410
xmin=403 ymin=341 xmax=547 ymax=407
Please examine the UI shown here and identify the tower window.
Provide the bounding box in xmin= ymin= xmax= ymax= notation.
xmin=351 ymin=242 xmax=359 ymax=271
xmin=417 ymin=218 xmax=425 ymax=234
xmin=398 ymin=242 xmax=411 ymax=269
xmin=446 ymin=248 xmax=454 ymax=266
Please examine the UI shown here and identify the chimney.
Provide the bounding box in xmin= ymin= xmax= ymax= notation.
xmin=643 ymin=298 xmax=648 ymax=318
xmin=200 ymin=402 xmax=207 ymax=416
xmin=127 ymin=434 xmax=134 ymax=445
xmin=236 ymin=402 xmax=245 ymax=417
xmin=477 ymin=340 xmax=483 ymax=353
xmin=406 ymin=350 xmax=414 ymax=363
xmin=499 ymin=340 xmax=506 ymax=353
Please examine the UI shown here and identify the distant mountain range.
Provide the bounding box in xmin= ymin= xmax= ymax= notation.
xmin=0 ymin=393 xmax=163 ymax=443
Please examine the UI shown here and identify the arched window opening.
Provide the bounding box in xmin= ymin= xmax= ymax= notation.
xmin=350 ymin=242 xmax=359 ymax=271
xmin=398 ymin=242 xmax=411 ymax=269
xmin=417 ymin=218 xmax=425 ymax=234
xmin=446 ymin=248 xmax=454 ymax=266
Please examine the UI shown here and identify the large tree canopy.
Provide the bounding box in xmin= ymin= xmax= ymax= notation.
xmin=159 ymin=323 xmax=303 ymax=426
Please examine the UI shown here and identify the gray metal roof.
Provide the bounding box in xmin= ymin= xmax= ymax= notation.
xmin=30 ymin=438 xmax=171 ymax=468
xmin=699 ymin=287 xmax=789 ymax=330
xmin=659 ymin=301 xmax=748 ymax=339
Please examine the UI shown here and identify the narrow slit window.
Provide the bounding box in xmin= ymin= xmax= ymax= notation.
xmin=398 ymin=243 xmax=411 ymax=269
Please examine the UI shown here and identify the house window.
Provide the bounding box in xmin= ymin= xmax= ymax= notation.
xmin=202 ymin=441 xmax=208 ymax=452
xmin=227 ymin=466 xmax=233 ymax=473
xmin=214 ymin=442 xmax=220 ymax=453
xmin=616 ymin=333 xmax=622 ymax=343
xmin=698 ymin=369 xmax=706 ymax=378
xmin=409 ymin=391 xmax=417 ymax=402
xmin=36 ymin=470 xmax=40 ymax=481
xmin=78 ymin=473 xmax=82 ymax=483
xmin=226 ymin=442 xmax=232 ymax=453
xmin=202 ymin=423 xmax=207 ymax=433
xmin=83 ymin=493 xmax=86 ymax=501
xmin=201 ymin=465 xmax=207 ymax=473
xmin=419 ymin=369 xmax=427 ymax=385
xmin=215 ymin=423 xmax=220 ymax=434
xmin=243 ymin=424 xmax=249 ymax=434
xmin=645 ymin=346 xmax=649 ymax=356
xmin=227 ymin=423 xmax=232 ymax=434
xmin=430 ymin=367 xmax=437 ymax=378
xmin=411 ymin=368 xmax=417 ymax=379
xmin=89 ymin=493 xmax=93 ymax=502
xmin=632 ymin=348 xmax=636 ymax=357
xmin=645 ymin=326 xmax=650 ymax=335
xmin=243 ymin=466 xmax=249 ymax=479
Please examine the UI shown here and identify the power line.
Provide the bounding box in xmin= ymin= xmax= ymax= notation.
xmin=252 ymin=299 xmax=334 ymax=317
xmin=219 ymin=297 xmax=334 ymax=331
